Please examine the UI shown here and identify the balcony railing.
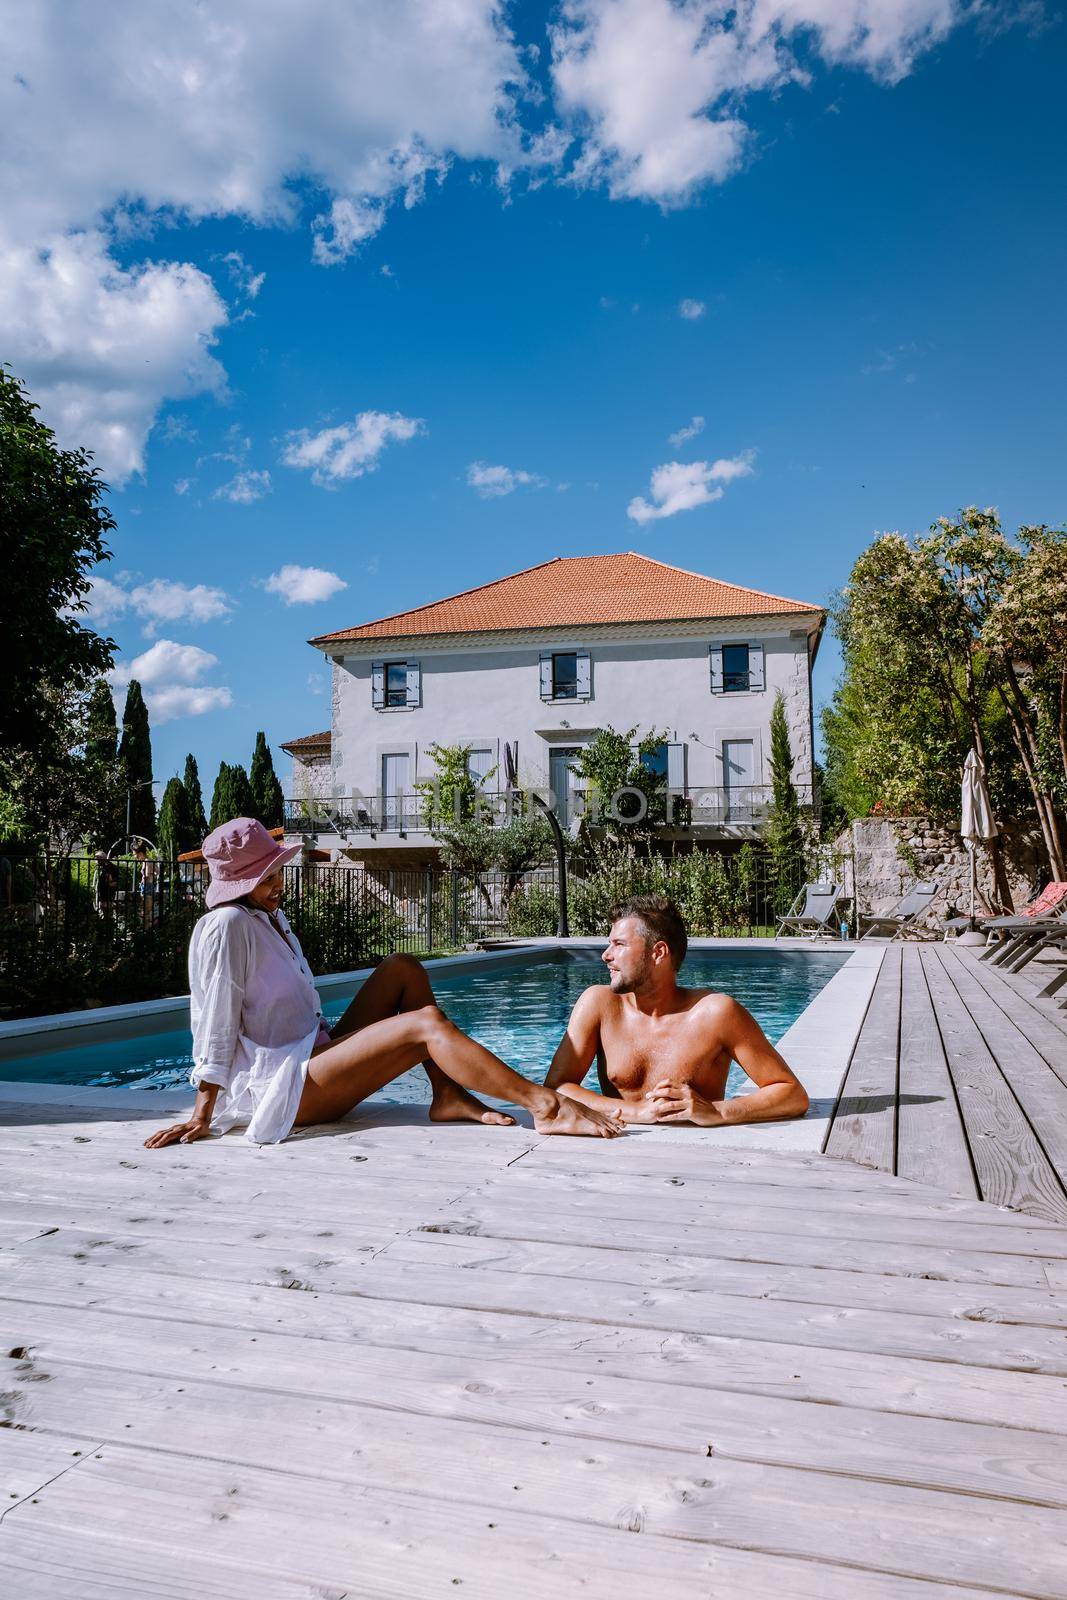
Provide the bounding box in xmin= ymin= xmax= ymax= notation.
xmin=284 ymin=784 xmax=818 ymax=838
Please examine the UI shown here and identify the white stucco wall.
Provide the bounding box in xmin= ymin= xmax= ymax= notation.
xmin=326 ymin=624 xmax=816 ymax=806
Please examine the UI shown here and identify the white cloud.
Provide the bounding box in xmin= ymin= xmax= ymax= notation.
xmin=174 ymin=476 xmax=195 ymax=496
xmin=466 ymin=461 xmax=547 ymax=498
xmin=142 ymin=685 xmax=234 ymax=723
xmin=551 ymin=0 xmax=964 ymax=205
xmin=264 ymin=565 xmax=349 ymax=605
xmin=281 ymin=412 xmax=423 ymax=486
xmin=1 ymin=3 xmax=525 ymax=478
xmin=668 ymin=414 xmax=705 ymax=446
xmin=0 ymin=231 xmax=227 ymax=483
xmin=220 ymin=250 xmax=265 ymax=299
xmin=107 ymin=638 xmax=232 ymax=722
xmin=627 ymin=451 xmax=755 ymax=523
xmin=678 ymin=298 xmax=706 ymax=320
xmin=84 ymin=574 xmax=232 ymax=635
xmin=82 ymin=575 xmax=133 ymax=628
xmin=213 ymin=468 xmax=272 ymax=504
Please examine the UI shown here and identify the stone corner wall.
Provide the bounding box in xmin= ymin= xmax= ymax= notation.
xmin=833 ymin=815 xmax=1046 ymax=923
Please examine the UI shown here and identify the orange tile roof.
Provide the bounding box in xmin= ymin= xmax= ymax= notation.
xmin=280 ymin=730 xmax=331 ymax=754
xmin=310 ymin=553 xmax=821 ymax=645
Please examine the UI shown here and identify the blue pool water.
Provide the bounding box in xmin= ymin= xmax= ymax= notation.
xmin=0 ymin=950 xmax=846 ymax=1100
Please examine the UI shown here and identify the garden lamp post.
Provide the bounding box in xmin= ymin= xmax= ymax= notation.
xmin=532 ymin=793 xmax=569 ymax=938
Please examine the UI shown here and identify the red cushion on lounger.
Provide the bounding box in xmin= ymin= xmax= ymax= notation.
xmin=1023 ymin=882 xmax=1067 ymax=917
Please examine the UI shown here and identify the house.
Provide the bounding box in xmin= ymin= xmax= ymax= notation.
xmin=283 ymin=552 xmax=825 ymax=862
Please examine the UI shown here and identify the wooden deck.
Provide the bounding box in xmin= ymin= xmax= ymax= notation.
xmin=826 ymin=942 xmax=1067 ymax=1225
xmin=1 ymin=1076 xmax=1067 ymax=1598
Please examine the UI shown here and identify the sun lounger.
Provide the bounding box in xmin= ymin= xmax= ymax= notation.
xmin=980 ymin=890 xmax=1067 ymax=966
xmin=775 ymin=882 xmax=843 ymax=940
xmin=859 ymin=881 xmax=940 ymax=940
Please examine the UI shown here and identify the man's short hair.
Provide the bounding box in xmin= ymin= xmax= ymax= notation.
xmin=609 ymin=895 xmax=687 ymax=970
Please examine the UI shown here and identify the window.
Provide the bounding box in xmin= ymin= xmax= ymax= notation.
xmin=722 ymin=643 xmax=750 ymax=692
xmin=552 ymin=652 xmax=578 ymax=700
xmin=384 ymin=661 xmax=408 ymax=708
xmin=466 ymin=748 xmax=495 ymax=787
xmin=540 ymin=650 xmax=591 ymax=702
xmin=710 ymin=641 xmax=764 ymax=694
xmin=639 ymin=743 xmax=669 ymax=779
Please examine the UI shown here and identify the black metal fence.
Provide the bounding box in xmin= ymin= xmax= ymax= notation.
xmin=0 ymin=847 xmax=838 ymax=1020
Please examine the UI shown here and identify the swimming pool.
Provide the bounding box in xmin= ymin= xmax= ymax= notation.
xmin=0 ymin=948 xmax=847 ymax=1101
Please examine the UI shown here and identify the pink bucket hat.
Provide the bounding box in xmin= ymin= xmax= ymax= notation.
xmin=202 ymin=817 xmax=301 ymax=909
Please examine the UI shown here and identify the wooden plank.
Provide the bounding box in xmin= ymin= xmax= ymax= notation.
xmin=0 ymin=1188 xmax=1055 ymax=1289
xmin=485 ymin=1163 xmax=1048 ymax=1230
xmin=6 ymin=1367 xmax=1067 ymax=1594
xmin=10 ymin=1215 xmax=1067 ymax=1329
xmin=6 ymin=1250 xmax=1067 ymax=1401
xmin=897 ymin=951 xmax=976 ymax=1196
xmin=381 ymin=1229 xmax=1067 ymax=1329
xmin=936 ymin=947 xmax=1067 ymax=1191
xmin=0 ymin=1425 xmax=98 ymax=1507
xmin=954 ymin=948 xmax=1067 ymax=1085
xmin=0 ymin=1527 xmax=352 ymax=1600
xmin=8 ymin=1151 xmax=1067 ymax=1255
xmin=11 ymin=1438 xmax=1064 ymax=1600
xmin=920 ymin=947 xmax=1067 ymax=1222
xmin=824 ymin=944 xmax=900 ymax=1173
xmin=9 ymin=1318 xmax=1067 ymax=1512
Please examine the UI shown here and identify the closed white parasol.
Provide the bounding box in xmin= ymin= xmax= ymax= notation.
xmin=961 ymin=747 xmax=998 ymax=927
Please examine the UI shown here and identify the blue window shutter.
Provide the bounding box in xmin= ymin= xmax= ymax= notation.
xmin=539 ymin=653 xmax=553 ymax=700
xmin=709 ymin=645 xmax=724 ymax=694
xmin=667 ymin=742 xmax=686 ymax=791
xmin=575 ymin=651 xmax=591 ymax=700
xmin=405 ymin=661 xmax=421 ymax=708
xmin=749 ymin=642 xmax=765 ymax=692
xmin=372 ymin=660 xmax=385 ymax=709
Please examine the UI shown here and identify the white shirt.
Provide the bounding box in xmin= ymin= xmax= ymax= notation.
xmin=188 ymin=904 xmax=326 ymax=1144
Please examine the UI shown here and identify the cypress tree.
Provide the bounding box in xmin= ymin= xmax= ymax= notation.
xmin=229 ymin=762 xmax=255 ymax=820
xmin=183 ymin=754 xmax=208 ymax=838
xmin=209 ymin=762 xmax=255 ymax=830
xmin=249 ymin=732 xmax=284 ymax=828
xmin=765 ymin=691 xmax=807 ymax=912
xmin=85 ymin=680 xmax=118 ymax=765
xmin=117 ymin=679 xmax=155 ymax=840
xmin=157 ymin=776 xmax=196 ymax=861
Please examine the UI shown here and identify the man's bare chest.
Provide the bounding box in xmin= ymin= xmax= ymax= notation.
xmin=599 ymin=1004 xmax=730 ymax=1097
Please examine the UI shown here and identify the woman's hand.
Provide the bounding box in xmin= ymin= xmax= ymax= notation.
xmin=144 ymin=1119 xmax=212 ymax=1150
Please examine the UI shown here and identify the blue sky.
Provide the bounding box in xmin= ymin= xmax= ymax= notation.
xmin=4 ymin=1 xmax=1065 ymax=796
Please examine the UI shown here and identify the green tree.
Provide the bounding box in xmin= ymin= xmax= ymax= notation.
xmin=157 ymin=776 xmax=197 ymax=861
xmin=82 ymin=679 xmax=126 ymax=847
xmin=569 ymin=725 xmax=673 ymax=850
xmin=0 ymin=368 xmax=116 ymax=842
xmin=765 ymin=692 xmax=807 ymax=911
xmin=249 ymin=731 xmax=285 ymax=829
xmin=209 ymin=762 xmax=255 ymax=830
xmin=825 ymin=509 xmax=1058 ymax=885
xmin=183 ymin=753 xmax=208 ymax=838
xmin=117 ymin=680 xmax=155 ymax=840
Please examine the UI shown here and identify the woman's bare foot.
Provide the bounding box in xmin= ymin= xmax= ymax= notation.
xmin=428 ymin=1078 xmax=517 ymax=1127
xmin=533 ymin=1093 xmax=625 ymax=1138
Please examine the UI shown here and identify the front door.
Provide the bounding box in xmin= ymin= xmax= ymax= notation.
xmin=381 ymin=752 xmax=409 ymax=831
xmin=548 ymin=747 xmax=581 ymax=829
xmin=722 ymin=739 xmax=755 ymax=821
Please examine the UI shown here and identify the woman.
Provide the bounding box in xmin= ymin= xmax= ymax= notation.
xmin=145 ymin=817 xmax=621 ymax=1149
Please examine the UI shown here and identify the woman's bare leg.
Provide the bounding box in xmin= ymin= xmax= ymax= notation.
xmin=327 ymin=953 xmax=515 ymax=1125
xmin=296 ymin=1004 xmax=623 ymax=1138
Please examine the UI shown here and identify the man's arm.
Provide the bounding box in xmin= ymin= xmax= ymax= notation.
xmin=545 ymin=988 xmax=655 ymax=1124
xmin=648 ymin=997 xmax=809 ymax=1126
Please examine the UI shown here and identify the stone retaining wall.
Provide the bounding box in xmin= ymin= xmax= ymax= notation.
xmin=834 ymin=816 xmax=1046 ymax=926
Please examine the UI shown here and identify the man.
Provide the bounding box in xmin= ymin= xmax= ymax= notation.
xmin=545 ymin=895 xmax=809 ymax=1127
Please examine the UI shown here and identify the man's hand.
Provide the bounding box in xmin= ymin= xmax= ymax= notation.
xmin=144 ymin=1119 xmax=212 ymax=1150
xmin=646 ymin=1079 xmax=725 ymax=1127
